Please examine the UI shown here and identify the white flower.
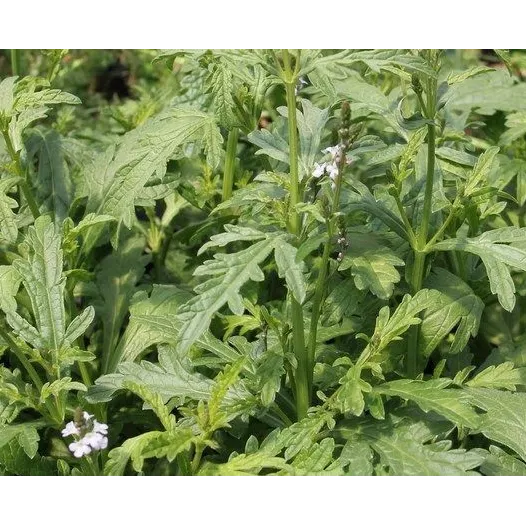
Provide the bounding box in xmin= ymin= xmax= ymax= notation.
xmin=94 ymin=435 xmax=108 ymax=450
xmin=323 ymin=146 xmax=342 ymax=158
xmin=93 ymin=421 xmax=108 ymax=435
xmin=61 ymin=421 xmax=80 ymax=437
xmin=313 ymin=162 xmax=327 ymax=178
xmin=81 ymin=431 xmax=107 ymax=451
xmin=326 ymin=163 xmax=339 ymax=181
xmin=69 ymin=440 xmax=92 ymax=458
xmin=62 ymin=410 xmax=109 ymax=458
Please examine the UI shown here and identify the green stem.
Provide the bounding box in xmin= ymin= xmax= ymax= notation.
xmin=407 ymin=75 xmax=437 ymax=378
xmin=78 ymin=362 xmax=92 ymax=386
xmin=424 ymin=197 xmax=459 ymax=251
xmin=271 ymin=402 xmax=293 ymax=427
xmin=1 ymin=129 xmax=40 ymax=219
xmin=307 ymin=157 xmax=346 ymax=391
xmin=0 ymin=324 xmax=43 ymax=391
xmin=282 ymin=50 xmax=309 ymax=420
xmin=307 ymin=238 xmax=331 ymax=389
xmin=221 ymin=128 xmax=239 ymax=202
xmin=10 ymin=49 xmax=20 ymax=76
xmin=191 ymin=442 xmax=204 ymax=475
xmin=392 ymin=190 xmax=417 ymax=248
xmin=417 ymin=122 xmax=436 ymax=248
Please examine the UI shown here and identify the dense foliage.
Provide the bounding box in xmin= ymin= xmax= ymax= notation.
xmin=2 ymin=49 xmax=526 ymax=475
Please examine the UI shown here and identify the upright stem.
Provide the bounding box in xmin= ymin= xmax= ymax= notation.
xmin=282 ymin=50 xmax=309 ymax=420
xmin=417 ymin=122 xmax=436 ymax=248
xmin=307 ymin=154 xmax=346 ymax=392
xmin=407 ymin=74 xmax=437 ymax=378
xmin=1 ymin=129 xmax=40 ymax=219
xmin=10 ymin=49 xmax=20 ymax=76
xmin=222 ymin=128 xmax=239 ymax=202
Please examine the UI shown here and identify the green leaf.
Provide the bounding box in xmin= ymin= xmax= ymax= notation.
xmin=340 ymin=440 xmax=374 ymax=476
xmin=40 ymin=377 xmax=86 ymax=403
xmin=198 ymin=439 xmax=287 ymax=476
xmin=446 ymin=66 xmax=494 ymax=85
xmin=0 ymin=77 xmax=17 ymax=115
xmin=285 ymin=438 xmax=343 ymax=475
xmin=433 ymin=227 xmax=526 ymax=311
xmin=344 ymin=180 xmax=410 ymax=242
xmin=278 ymin=410 xmax=335 ymax=461
xmin=376 ymin=379 xmax=481 ymax=429
xmin=335 ymin=74 xmax=408 ymax=139
xmin=122 ymin=381 xmax=176 ymax=432
xmin=137 ymin=428 xmax=196 ymax=467
xmin=8 ymin=216 xmax=66 ymax=350
xmin=115 ymin=286 xmax=241 ymax=370
xmin=0 ymin=177 xmax=20 ymax=244
xmin=104 ymin=431 xmax=164 ymax=476
xmin=466 ymin=362 xmax=526 ymax=391
xmin=464 ymin=146 xmax=499 ymax=197
xmin=85 ymin=107 xmax=222 ymax=234
xmin=29 ymin=129 xmax=72 ymax=223
xmin=174 ymin=237 xmax=275 ymax=356
xmin=197 ymin=225 xmax=267 ymax=255
xmin=87 ymin=359 xmax=214 ymax=404
xmin=466 ymin=388 xmax=526 ymax=462
xmin=278 ymin=99 xmax=330 ymax=178
xmin=248 ymin=128 xmax=289 ymax=165
xmin=0 ymin=265 xmax=21 ymax=313
xmin=443 ymin=69 xmax=526 ymax=115
xmin=64 ymin=306 xmax=95 ymax=346
xmin=207 ymin=59 xmax=236 ymax=127
xmin=360 ymin=290 xmax=440 ymax=365
xmin=501 ymin=111 xmax=526 ymax=145
xmin=273 ymin=237 xmax=306 ymax=304
xmin=420 ymin=268 xmax=484 ymax=357
xmin=480 ymin=445 xmax=526 ymax=476
xmin=207 ymin=358 xmax=246 ymax=431
xmin=330 ymin=365 xmax=372 ymax=416
xmin=0 ymin=422 xmax=40 ymax=459
xmin=96 ymin=236 xmax=149 ymax=373
xmin=361 ymin=417 xmax=485 ymax=475
xmin=0 ymin=439 xmax=54 ymax=475
xmin=339 ymin=232 xmax=404 ymax=300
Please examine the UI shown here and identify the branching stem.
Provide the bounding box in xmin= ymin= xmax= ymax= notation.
xmin=407 ymin=70 xmax=438 ymax=378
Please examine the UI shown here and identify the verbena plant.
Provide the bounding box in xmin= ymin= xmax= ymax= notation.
xmin=1 ymin=49 xmax=526 ymax=475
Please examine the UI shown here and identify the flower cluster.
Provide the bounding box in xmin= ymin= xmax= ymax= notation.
xmin=312 ymin=145 xmax=350 ymax=188
xmin=62 ymin=411 xmax=108 ymax=458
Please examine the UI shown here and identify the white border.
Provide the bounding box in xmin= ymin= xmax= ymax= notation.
xmin=1 ymin=476 xmax=525 ymax=524
xmin=0 ymin=1 xmax=524 ymax=49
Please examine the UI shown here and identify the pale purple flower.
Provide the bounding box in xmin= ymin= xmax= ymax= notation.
xmin=61 ymin=421 xmax=80 ymax=437
xmin=69 ymin=440 xmax=92 ymax=458
xmin=313 ymin=162 xmax=328 ymax=178
xmin=323 ymin=146 xmax=342 ymax=158
xmin=62 ymin=411 xmax=109 ymax=458
xmin=93 ymin=421 xmax=108 ymax=435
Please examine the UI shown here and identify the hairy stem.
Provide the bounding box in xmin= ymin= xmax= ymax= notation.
xmin=10 ymin=49 xmax=20 ymax=76
xmin=282 ymin=50 xmax=309 ymax=420
xmin=221 ymin=127 xmax=239 ymax=201
xmin=407 ymin=73 xmax=437 ymax=378
xmin=1 ymin=129 xmax=40 ymax=219
xmin=191 ymin=442 xmax=205 ymax=474
xmin=307 ymin=158 xmax=346 ymax=392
